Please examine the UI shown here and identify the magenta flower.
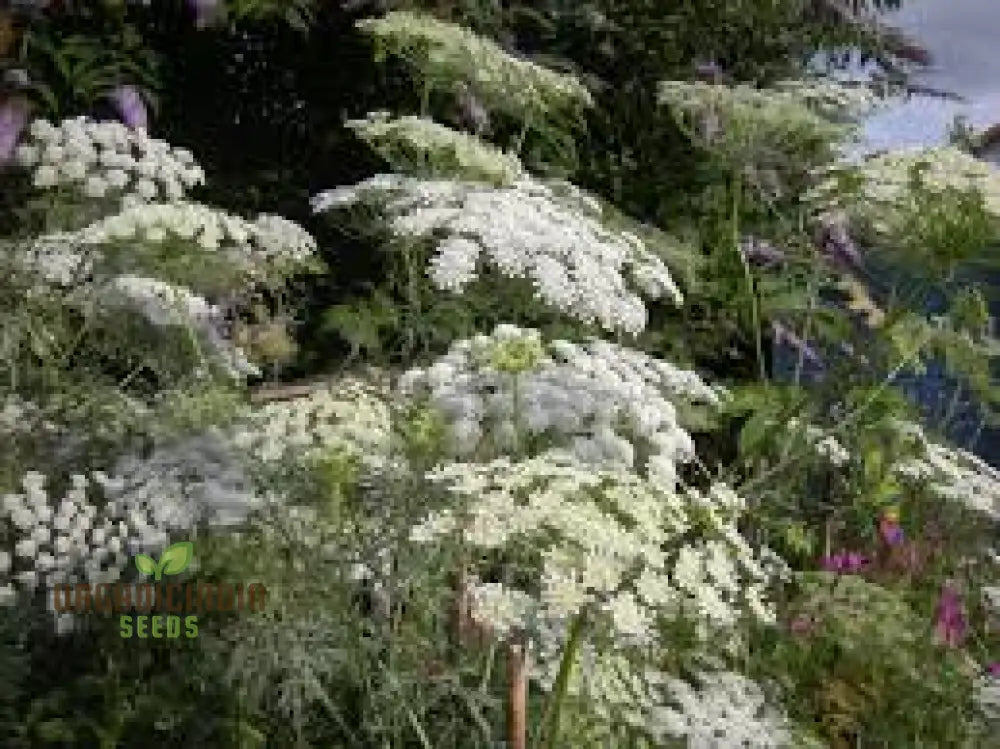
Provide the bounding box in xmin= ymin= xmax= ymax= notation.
xmin=822 ymin=551 xmax=868 ymax=574
xmin=933 ymin=582 xmax=966 ymax=648
xmin=987 ymin=662 xmax=1000 ymax=677
xmin=0 ymin=97 xmax=28 ymax=165
xmin=109 ymin=86 xmax=148 ymax=131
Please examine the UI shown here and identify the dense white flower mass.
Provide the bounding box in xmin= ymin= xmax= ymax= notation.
xmin=398 ymin=324 xmax=723 ymax=482
xmin=227 ymin=377 xmax=392 ymax=467
xmin=978 ymin=672 xmax=1000 ymax=724
xmin=0 ymin=433 xmax=261 ymax=615
xmin=14 ymin=117 xmax=205 ymax=201
xmin=647 ymin=670 xmax=796 ymax=747
xmin=77 ymin=201 xmax=317 ymax=270
xmin=96 ymin=431 xmax=262 ymax=534
xmin=15 ymin=232 xmax=97 ymax=287
xmin=313 ymin=176 xmax=683 ymax=333
xmin=409 ymin=449 xmax=782 ymax=740
xmin=346 ymin=113 xmax=524 ymax=185
xmin=1 ymin=472 xmax=142 ymax=603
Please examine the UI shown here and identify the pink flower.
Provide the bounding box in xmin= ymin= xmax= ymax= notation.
xmin=790 ymin=616 xmax=815 ymax=635
xmin=933 ymin=582 xmax=966 ymax=648
xmin=987 ymin=662 xmax=1000 ymax=677
xmin=0 ymin=97 xmax=28 ymax=164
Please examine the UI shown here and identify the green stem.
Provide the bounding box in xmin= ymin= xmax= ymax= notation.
xmin=540 ymin=607 xmax=589 ymax=749
xmin=732 ymin=174 xmax=767 ymax=383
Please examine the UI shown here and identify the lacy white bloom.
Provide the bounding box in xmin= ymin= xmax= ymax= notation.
xmin=412 ymin=451 xmax=777 ymax=650
xmin=78 ymin=201 xmax=316 ymax=270
xmin=13 ymin=232 xmax=97 ymax=287
xmin=658 ymin=80 xmax=856 ymax=166
xmin=648 ymin=670 xmax=795 ymax=747
xmin=770 ymin=78 xmax=882 ymax=122
xmin=807 ymin=146 xmax=1000 ymax=235
xmin=977 ymin=671 xmax=1000 ymax=724
xmin=346 ymin=113 xmax=523 ymax=184
xmin=105 ymin=275 xmax=259 ymax=379
xmin=15 ymin=117 xmax=205 ymax=202
xmin=227 ymin=377 xmax=392 ymax=468
xmin=399 ymin=325 xmax=723 ymax=477
xmin=892 ymin=420 xmax=1000 ymax=519
xmin=1 ymin=471 xmax=131 ymax=607
xmin=356 ymin=11 xmax=592 ymax=122
xmin=95 ymin=431 xmax=262 ymax=535
xmin=314 ymin=176 xmax=682 ymax=333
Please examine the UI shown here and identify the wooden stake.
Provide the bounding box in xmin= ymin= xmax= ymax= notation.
xmin=507 ymin=639 xmax=528 ymax=749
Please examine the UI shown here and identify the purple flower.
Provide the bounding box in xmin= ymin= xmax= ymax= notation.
xmin=933 ymin=581 xmax=966 ymax=648
xmin=109 ymin=86 xmax=148 ymax=131
xmin=878 ymin=517 xmax=904 ymax=547
xmin=817 ymin=215 xmax=862 ymax=268
xmin=188 ymin=0 xmax=222 ymax=28
xmin=988 ymin=662 xmax=1000 ymax=677
xmin=772 ymin=321 xmax=822 ymax=367
xmin=0 ymin=96 xmax=28 ymax=165
xmin=740 ymin=236 xmax=785 ymax=267
xmin=694 ymin=60 xmax=723 ymax=80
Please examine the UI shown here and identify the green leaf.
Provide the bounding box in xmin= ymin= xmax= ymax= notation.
xmin=158 ymin=541 xmax=194 ymax=576
xmin=134 ymin=554 xmax=157 ymax=576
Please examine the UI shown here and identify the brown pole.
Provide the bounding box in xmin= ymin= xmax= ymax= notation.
xmin=507 ymin=638 xmax=528 ymax=749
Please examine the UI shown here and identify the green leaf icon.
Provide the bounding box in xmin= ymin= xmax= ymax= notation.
xmin=134 ymin=554 xmax=157 ymax=577
xmin=158 ymin=541 xmax=194 ymax=577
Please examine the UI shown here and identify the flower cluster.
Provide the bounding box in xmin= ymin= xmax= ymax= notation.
xmin=0 ymin=471 xmax=145 ymax=609
xmin=13 ymin=117 xmax=206 ymax=201
xmin=346 ymin=113 xmax=524 ymax=185
xmin=356 ymin=11 xmax=592 ymax=123
xmin=105 ymin=275 xmax=259 ymax=379
xmin=398 ymin=325 xmax=723 ymax=484
xmin=410 ymin=451 xmax=778 ymax=653
xmin=228 ymin=377 xmax=392 ymax=468
xmin=892 ymin=420 xmax=1000 ymax=520
xmin=0 ymin=394 xmax=62 ymax=437
xmin=770 ymin=78 xmax=882 ymax=122
xmin=14 ymin=231 xmax=97 ymax=288
xmin=785 ymin=417 xmax=851 ymax=466
xmin=77 ymin=200 xmax=317 ymax=271
xmin=658 ymin=80 xmax=854 ymax=166
xmin=807 ymin=146 xmax=1000 ymax=234
xmin=979 ymin=668 xmax=1000 ymax=723
xmin=313 ymin=176 xmax=682 ymax=333
xmin=96 ymin=431 xmax=262 ymax=535
xmin=647 ymin=669 xmax=796 ymax=747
